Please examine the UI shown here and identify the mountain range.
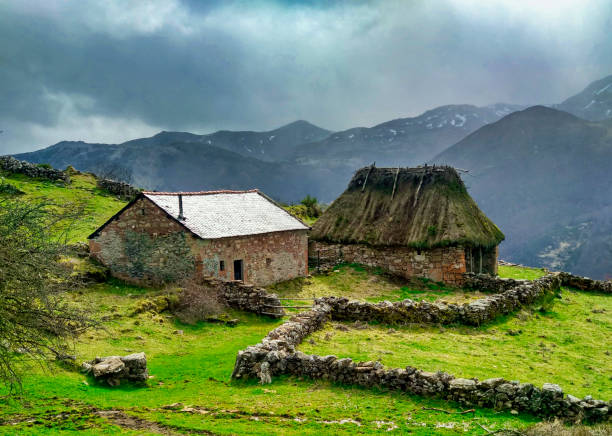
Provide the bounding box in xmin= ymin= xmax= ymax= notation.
xmin=12 ymin=74 xmax=612 ymax=278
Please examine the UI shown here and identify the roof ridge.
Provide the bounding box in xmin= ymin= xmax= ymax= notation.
xmin=143 ymin=189 xmax=259 ymax=196
xmin=254 ymin=190 xmax=311 ymax=229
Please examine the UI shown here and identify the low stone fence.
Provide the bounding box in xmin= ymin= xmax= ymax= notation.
xmin=204 ymin=278 xmax=285 ymax=318
xmin=231 ymin=303 xmax=332 ymax=382
xmin=463 ymin=273 xmax=531 ymax=292
xmin=559 ymin=272 xmax=612 ymax=294
xmin=0 ymin=156 xmax=69 ymax=182
xmin=320 ymin=273 xmax=561 ymax=326
xmin=232 ymin=273 xmax=611 ymax=422
xmin=466 ymin=270 xmax=612 ymax=295
xmin=97 ymin=178 xmax=141 ymax=200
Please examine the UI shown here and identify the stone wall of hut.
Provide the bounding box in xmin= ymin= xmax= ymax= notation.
xmin=309 ymin=241 xmax=497 ymax=286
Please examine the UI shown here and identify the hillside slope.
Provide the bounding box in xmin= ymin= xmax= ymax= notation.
xmin=0 ymin=170 xmax=126 ymax=242
xmin=432 ymin=106 xmax=612 ymax=279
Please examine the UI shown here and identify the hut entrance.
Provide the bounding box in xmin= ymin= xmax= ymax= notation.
xmin=233 ymin=259 xmax=244 ymax=281
xmin=465 ymin=247 xmax=496 ymax=275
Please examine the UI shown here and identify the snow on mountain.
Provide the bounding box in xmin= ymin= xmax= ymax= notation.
xmin=556 ymin=74 xmax=612 ymax=121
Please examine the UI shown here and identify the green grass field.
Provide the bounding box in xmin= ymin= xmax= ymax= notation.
xmin=0 ymin=174 xmax=610 ymax=434
xmin=0 ymin=264 xmax=609 ymax=434
xmin=0 ymin=170 xmax=127 ymax=243
xmin=0 ymin=279 xmax=543 ymax=435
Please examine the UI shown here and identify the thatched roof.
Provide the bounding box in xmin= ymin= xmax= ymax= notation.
xmin=310 ymin=166 xmax=504 ymax=249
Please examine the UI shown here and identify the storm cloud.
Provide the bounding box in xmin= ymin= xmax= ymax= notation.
xmin=1 ymin=0 xmax=611 ymax=153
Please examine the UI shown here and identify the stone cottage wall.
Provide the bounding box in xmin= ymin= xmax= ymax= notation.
xmin=89 ymin=197 xmax=194 ymax=284
xmin=309 ymin=240 xmax=467 ymax=285
xmin=193 ymin=230 xmax=308 ymax=287
xmin=90 ymin=196 xmax=308 ymax=286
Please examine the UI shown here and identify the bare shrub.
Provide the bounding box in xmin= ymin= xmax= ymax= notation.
xmin=172 ymin=280 xmax=224 ymax=324
xmin=0 ymin=198 xmax=94 ymax=391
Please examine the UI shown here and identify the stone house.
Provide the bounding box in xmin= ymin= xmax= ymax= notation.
xmin=309 ymin=166 xmax=504 ymax=285
xmin=89 ymin=189 xmax=310 ymax=286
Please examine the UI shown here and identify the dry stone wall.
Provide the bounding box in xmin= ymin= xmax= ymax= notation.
xmin=0 ymin=156 xmax=69 ymax=182
xmin=0 ymin=156 xmax=144 ymax=201
xmin=97 ymin=178 xmax=141 ymax=200
xmin=558 ymin=272 xmax=612 ymax=294
xmin=320 ymin=273 xmax=561 ymax=326
xmin=232 ymin=272 xmax=612 ymax=422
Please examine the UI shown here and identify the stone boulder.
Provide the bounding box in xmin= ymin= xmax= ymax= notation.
xmin=82 ymin=352 xmax=148 ymax=386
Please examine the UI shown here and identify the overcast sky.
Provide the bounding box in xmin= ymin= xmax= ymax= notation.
xmin=1 ymin=0 xmax=611 ymax=153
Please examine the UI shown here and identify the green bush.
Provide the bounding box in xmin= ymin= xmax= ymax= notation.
xmin=300 ymin=194 xmax=322 ymax=218
xmin=0 ymin=179 xmax=24 ymax=195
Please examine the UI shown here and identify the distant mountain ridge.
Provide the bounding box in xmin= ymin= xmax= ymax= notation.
xmin=555 ymin=74 xmax=612 ymax=121
xmin=15 ymin=103 xmax=525 ymax=203
xmin=15 ymin=120 xmax=334 ymax=202
xmin=107 ymin=119 xmax=332 ymax=162
xmin=291 ymin=103 xmax=524 ymax=168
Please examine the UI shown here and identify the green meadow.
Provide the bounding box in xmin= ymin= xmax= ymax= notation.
xmin=0 ymin=172 xmax=609 ymax=435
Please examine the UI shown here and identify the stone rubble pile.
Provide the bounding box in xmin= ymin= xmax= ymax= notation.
xmin=82 ymin=352 xmax=148 ymax=386
xmin=0 ymin=156 xmax=69 ymax=182
xmin=232 ymin=272 xmax=612 ymax=422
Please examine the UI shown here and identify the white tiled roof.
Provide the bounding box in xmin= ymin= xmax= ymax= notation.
xmin=143 ymin=190 xmax=309 ymax=239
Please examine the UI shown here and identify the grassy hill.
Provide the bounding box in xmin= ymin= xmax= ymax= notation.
xmin=0 ymin=170 xmax=127 ymax=243
xmin=0 ymin=172 xmax=610 ymax=435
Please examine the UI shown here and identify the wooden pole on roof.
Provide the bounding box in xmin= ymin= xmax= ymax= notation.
xmin=391 ymin=167 xmax=400 ymax=200
xmin=413 ymin=172 xmax=424 ymax=207
xmin=362 ymin=162 xmax=375 ymax=192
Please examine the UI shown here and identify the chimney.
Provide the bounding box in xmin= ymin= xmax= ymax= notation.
xmin=178 ymin=194 xmax=185 ymax=220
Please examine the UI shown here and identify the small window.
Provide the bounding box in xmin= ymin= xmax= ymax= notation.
xmin=266 ymin=258 xmax=272 ymax=267
xmin=141 ymin=208 xmax=145 ymax=215
xmin=219 ymin=260 xmax=225 ymax=271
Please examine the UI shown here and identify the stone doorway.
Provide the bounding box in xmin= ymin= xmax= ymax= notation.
xmin=233 ymin=259 xmax=244 ymax=281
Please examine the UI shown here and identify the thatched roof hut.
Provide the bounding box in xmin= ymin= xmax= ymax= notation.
xmin=310 ymin=166 xmax=504 ymax=249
